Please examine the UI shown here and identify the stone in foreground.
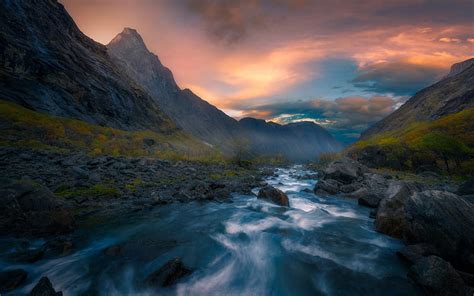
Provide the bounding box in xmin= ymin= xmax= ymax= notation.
xmin=30 ymin=277 xmax=62 ymax=296
xmin=145 ymin=257 xmax=192 ymax=287
xmin=0 ymin=269 xmax=27 ymax=293
xmin=258 ymin=186 xmax=290 ymax=206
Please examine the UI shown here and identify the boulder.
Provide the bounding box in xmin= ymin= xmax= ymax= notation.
xmin=358 ymin=193 xmax=381 ymax=208
xmin=29 ymin=277 xmax=62 ymax=296
xmin=314 ymin=179 xmax=342 ymax=195
xmin=375 ymin=181 xmax=426 ymax=238
xmin=396 ymin=244 xmax=440 ymax=265
xmin=322 ymin=158 xmax=368 ymax=184
xmin=0 ymin=181 xmax=75 ymax=236
xmin=145 ymin=257 xmax=192 ymax=287
xmin=408 ymin=256 xmax=471 ymax=296
xmin=257 ymin=186 xmax=290 ymax=206
xmin=404 ymin=190 xmax=474 ymax=273
xmin=0 ymin=269 xmax=27 ymax=293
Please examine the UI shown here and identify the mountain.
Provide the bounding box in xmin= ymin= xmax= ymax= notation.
xmin=239 ymin=118 xmax=342 ymax=162
xmin=361 ymin=58 xmax=474 ymax=138
xmin=0 ymin=0 xmax=175 ymax=133
xmin=107 ymin=29 xmax=241 ymax=146
xmin=107 ymin=28 xmax=342 ymax=159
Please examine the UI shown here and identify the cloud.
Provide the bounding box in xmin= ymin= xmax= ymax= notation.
xmin=352 ymin=61 xmax=446 ymax=95
xmin=439 ymin=37 xmax=462 ymax=43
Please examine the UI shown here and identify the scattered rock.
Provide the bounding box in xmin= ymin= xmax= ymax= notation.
xmin=0 ymin=181 xmax=75 ymax=236
xmin=30 ymin=277 xmax=62 ymax=296
xmin=322 ymin=158 xmax=368 ymax=184
xmin=257 ymin=186 xmax=289 ymax=206
xmin=408 ymin=256 xmax=470 ymax=296
xmin=314 ymin=179 xmax=342 ymax=195
xmin=0 ymin=269 xmax=27 ymax=293
xmin=145 ymin=257 xmax=192 ymax=287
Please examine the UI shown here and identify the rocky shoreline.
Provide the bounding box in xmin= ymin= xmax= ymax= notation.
xmin=314 ymin=158 xmax=474 ymax=295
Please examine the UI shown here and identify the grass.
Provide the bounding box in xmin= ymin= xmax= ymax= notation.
xmin=348 ymin=108 xmax=474 ymax=176
xmin=0 ymin=99 xmax=224 ymax=163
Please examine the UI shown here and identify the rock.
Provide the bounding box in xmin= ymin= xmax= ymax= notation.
xmin=72 ymin=166 xmax=89 ymax=179
xmin=408 ymin=256 xmax=470 ymax=296
xmin=257 ymin=186 xmax=290 ymax=206
xmin=396 ymin=244 xmax=440 ymax=265
xmin=0 ymin=269 xmax=28 ymax=293
xmin=143 ymin=138 xmax=156 ymax=146
xmin=30 ymin=277 xmax=62 ymax=296
xmin=314 ymin=179 xmax=342 ymax=195
xmin=0 ymin=181 xmax=75 ymax=236
xmin=145 ymin=257 xmax=192 ymax=287
xmin=458 ymin=178 xmax=474 ymax=196
xmin=403 ymin=190 xmax=474 ymax=273
xmin=358 ymin=193 xmax=381 ymax=208
xmin=458 ymin=270 xmax=474 ymax=287
xmin=375 ymin=181 xmax=426 ymax=238
xmin=322 ymin=158 xmax=368 ymax=184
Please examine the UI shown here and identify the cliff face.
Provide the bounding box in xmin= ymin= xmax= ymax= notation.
xmin=0 ymin=0 xmax=175 ymax=133
xmin=107 ymin=29 xmax=241 ymax=146
xmin=362 ymin=59 xmax=474 ymax=138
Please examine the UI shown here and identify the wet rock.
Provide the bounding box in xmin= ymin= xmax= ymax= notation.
xmin=145 ymin=257 xmax=192 ymax=287
xmin=397 ymin=244 xmax=440 ymax=265
xmin=375 ymin=181 xmax=426 ymax=238
xmin=408 ymin=256 xmax=470 ymax=296
xmin=257 ymin=186 xmax=289 ymax=206
xmin=0 ymin=181 xmax=75 ymax=236
xmin=43 ymin=236 xmax=74 ymax=258
xmin=403 ymin=190 xmax=474 ymax=273
xmin=358 ymin=193 xmax=381 ymax=208
xmin=314 ymin=179 xmax=342 ymax=195
xmin=30 ymin=277 xmax=63 ymax=296
xmin=0 ymin=269 xmax=27 ymax=293
xmin=322 ymin=158 xmax=368 ymax=184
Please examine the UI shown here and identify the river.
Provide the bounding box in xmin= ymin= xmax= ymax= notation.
xmin=0 ymin=166 xmax=421 ymax=295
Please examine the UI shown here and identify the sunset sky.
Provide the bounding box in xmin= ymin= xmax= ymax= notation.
xmin=60 ymin=0 xmax=473 ymax=143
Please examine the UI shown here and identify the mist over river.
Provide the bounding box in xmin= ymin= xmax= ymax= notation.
xmin=0 ymin=166 xmax=421 ymax=295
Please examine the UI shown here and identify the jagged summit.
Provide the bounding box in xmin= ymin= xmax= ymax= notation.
xmin=447 ymin=57 xmax=474 ymax=78
xmin=109 ymin=28 xmax=148 ymax=51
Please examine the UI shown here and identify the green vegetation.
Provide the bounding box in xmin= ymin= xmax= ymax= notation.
xmin=0 ymin=100 xmax=224 ymax=163
xmin=348 ymin=108 xmax=474 ymax=176
xmin=56 ymin=184 xmax=119 ymax=199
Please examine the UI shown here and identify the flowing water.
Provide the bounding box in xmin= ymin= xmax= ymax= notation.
xmin=0 ymin=166 xmax=421 ymax=295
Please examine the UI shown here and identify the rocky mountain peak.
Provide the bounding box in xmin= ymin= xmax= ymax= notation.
xmin=447 ymin=57 xmax=474 ymax=78
xmin=108 ymin=27 xmax=148 ymax=53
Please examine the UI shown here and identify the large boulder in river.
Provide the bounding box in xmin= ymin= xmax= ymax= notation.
xmin=0 ymin=180 xmax=75 ymax=236
xmin=322 ymin=158 xmax=368 ymax=184
xmin=314 ymin=179 xmax=343 ymax=196
xmin=257 ymin=186 xmax=290 ymax=206
xmin=408 ymin=256 xmax=472 ymax=296
xmin=403 ymin=190 xmax=474 ymax=273
xmin=30 ymin=277 xmax=62 ymax=296
xmin=376 ymin=185 xmax=474 ymax=272
xmin=145 ymin=257 xmax=192 ymax=287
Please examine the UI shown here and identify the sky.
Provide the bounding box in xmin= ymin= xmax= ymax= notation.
xmin=60 ymin=0 xmax=473 ymax=144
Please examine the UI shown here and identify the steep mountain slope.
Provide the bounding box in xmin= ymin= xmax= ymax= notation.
xmin=240 ymin=118 xmax=342 ymax=162
xmin=0 ymin=0 xmax=175 ymax=133
xmin=362 ymin=59 xmax=474 ymax=138
xmin=107 ymin=29 xmax=241 ymax=146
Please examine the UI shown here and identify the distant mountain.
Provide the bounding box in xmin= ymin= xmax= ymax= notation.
xmin=107 ymin=28 xmax=241 ymax=147
xmin=362 ymin=58 xmax=474 ymax=138
xmin=0 ymin=0 xmax=176 ymax=133
xmin=239 ymin=118 xmax=342 ymax=162
xmin=107 ymin=28 xmax=342 ymax=160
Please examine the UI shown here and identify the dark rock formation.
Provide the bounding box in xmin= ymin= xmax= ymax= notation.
xmin=0 ymin=180 xmax=75 ymax=236
xmin=397 ymin=244 xmax=440 ymax=266
xmin=362 ymin=58 xmax=474 ymax=138
xmin=0 ymin=0 xmax=176 ymax=133
xmin=321 ymin=158 xmax=368 ymax=184
xmin=30 ymin=277 xmax=62 ymax=296
xmin=458 ymin=178 xmax=474 ymax=196
xmin=357 ymin=193 xmax=381 ymax=208
xmin=0 ymin=269 xmax=27 ymax=293
xmin=408 ymin=256 xmax=471 ymax=296
xmin=258 ymin=186 xmax=290 ymax=206
xmin=145 ymin=257 xmax=192 ymax=287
